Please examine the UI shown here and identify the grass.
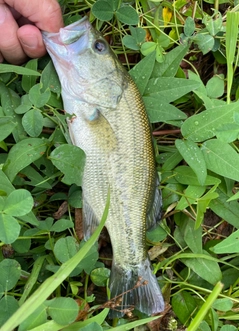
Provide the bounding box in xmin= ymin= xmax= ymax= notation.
xmin=1 ymin=0 xmax=239 ymax=330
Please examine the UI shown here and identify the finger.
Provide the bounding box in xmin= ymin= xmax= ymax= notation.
xmin=0 ymin=4 xmax=27 ymax=64
xmin=0 ymin=0 xmax=64 ymax=32
xmin=0 ymin=51 xmax=4 ymax=62
xmin=18 ymin=24 xmax=46 ymax=59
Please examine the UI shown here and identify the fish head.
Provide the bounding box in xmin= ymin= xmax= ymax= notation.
xmin=42 ymin=17 xmax=126 ymax=110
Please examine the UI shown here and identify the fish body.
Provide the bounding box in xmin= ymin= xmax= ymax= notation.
xmin=42 ymin=17 xmax=164 ymax=317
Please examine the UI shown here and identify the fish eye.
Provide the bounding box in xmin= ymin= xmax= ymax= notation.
xmin=94 ymin=39 xmax=107 ymax=53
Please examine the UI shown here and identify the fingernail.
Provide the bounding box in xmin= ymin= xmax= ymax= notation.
xmin=0 ymin=5 xmax=7 ymax=24
xmin=19 ymin=35 xmax=38 ymax=49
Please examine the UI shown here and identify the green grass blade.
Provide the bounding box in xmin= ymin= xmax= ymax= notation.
xmin=226 ymin=12 xmax=239 ymax=103
xmin=19 ymin=256 xmax=46 ymax=305
xmin=0 ymin=63 xmax=41 ymax=76
xmin=1 ymin=193 xmax=110 ymax=331
xmin=187 ymin=281 xmax=223 ymax=331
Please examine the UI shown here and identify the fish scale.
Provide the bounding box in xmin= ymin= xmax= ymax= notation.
xmin=42 ymin=16 xmax=164 ymax=317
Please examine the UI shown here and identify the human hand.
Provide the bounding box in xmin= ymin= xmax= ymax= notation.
xmin=0 ymin=0 xmax=64 ymax=64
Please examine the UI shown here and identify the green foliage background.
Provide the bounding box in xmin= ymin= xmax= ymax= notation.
xmin=1 ymin=0 xmax=239 ymax=330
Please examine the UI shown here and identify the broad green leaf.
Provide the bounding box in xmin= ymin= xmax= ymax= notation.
xmin=144 ymin=77 xmax=200 ymax=102
xmin=15 ymin=96 xmax=32 ymax=114
xmin=0 ymin=117 xmax=17 ymax=141
xmin=194 ymin=90 xmax=214 ymax=110
xmin=0 ymin=141 xmax=7 ymax=152
xmin=123 ymin=35 xmax=140 ymax=50
xmin=91 ymin=316 xmax=159 ymax=331
xmin=196 ymin=189 xmax=219 ymax=228
xmin=175 ymin=139 xmax=207 ymax=185
xmin=12 ymin=236 xmax=31 ymax=253
xmin=193 ymin=34 xmax=215 ymax=54
xmin=188 ymin=71 xmax=207 ymax=95
xmin=181 ymin=102 xmax=238 ymax=141
xmin=176 ymin=185 xmax=205 ymax=210
xmin=0 ymin=63 xmax=41 ymax=76
xmin=0 ymin=82 xmax=26 ymax=142
xmin=80 ymin=323 xmax=103 ymax=331
xmin=130 ymin=51 xmax=155 ymax=95
xmin=18 ymin=304 xmax=47 ymax=331
xmin=49 ymin=145 xmax=85 ymax=186
xmin=227 ymin=190 xmax=239 ymax=201
xmin=152 ymin=44 xmax=190 ymax=78
xmin=0 ymin=259 xmax=21 ymax=291
xmin=171 ymin=291 xmax=197 ymax=324
xmin=116 ymin=6 xmax=138 ymax=25
xmin=29 ymin=84 xmax=51 ymax=108
xmin=0 ymin=214 xmax=21 ymax=244
xmin=0 ymin=296 xmax=19 ymax=326
xmin=90 ymin=268 xmax=110 ymax=286
xmin=0 ymin=194 xmax=109 ymax=331
xmin=162 ymin=183 xmax=183 ymax=208
xmin=143 ymin=96 xmax=187 ymax=123
xmin=215 ymin=123 xmax=239 ymax=143
xmin=15 ymin=104 xmax=32 ymax=114
xmin=141 ymin=42 xmax=157 ymax=57
xmin=77 ymin=242 xmax=99 ymax=274
xmin=19 ymin=165 xmax=52 ymax=189
xmin=184 ymin=17 xmax=195 ymax=37
xmin=19 ymin=212 xmax=40 ymax=226
xmin=52 ymin=239 xmax=98 ymax=275
xmin=38 ymin=217 xmax=54 ymax=231
xmin=181 ymin=250 xmax=222 ymax=284
xmin=68 ymin=186 xmax=82 ymax=208
xmin=41 ymin=60 xmax=61 ymax=97
xmin=201 ymin=139 xmax=239 ymax=181
xmin=3 ymin=138 xmax=47 ymax=182
xmin=203 ymin=13 xmax=222 ymax=36
xmin=146 ymin=224 xmax=167 ymax=243
xmin=29 ymin=313 xmax=159 ymax=331
xmin=22 ymin=109 xmax=44 ymax=137
xmin=122 ymin=26 xmax=146 ymax=51
xmin=212 ymin=298 xmax=233 ymax=311
xmin=3 ymin=189 xmax=34 ymax=216
xmin=0 ymin=170 xmax=14 ymax=195
xmin=206 ymin=75 xmax=224 ymax=98
xmin=210 ymin=190 xmax=239 ymax=228
xmin=50 ymin=219 xmax=74 ymax=232
xmin=162 ymin=151 xmax=183 ymax=171
xmin=180 ymin=218 xmax=202 ymax=253
xmin=220 ymin=326 xmax=238 ymax=331
xmin=211 ymin=229 xmax=239 ymax=254
xmin=198 ymin=321 xmax=211 ymax=331
xmin=46 ymin=298 xmax=78 ymax=325
xmin=91 ymin=1 xmax=114 ymax=21
xmin=174 ymin=166 xmax=221 ymax=186
xmin=53 ymin=237 xmax=87 ymax=275
xmin=21 ymin=59 xmax=39 ymax=93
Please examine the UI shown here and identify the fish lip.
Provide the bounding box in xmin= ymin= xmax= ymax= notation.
xmin=42 ymin=16 xmax=91 ymax=57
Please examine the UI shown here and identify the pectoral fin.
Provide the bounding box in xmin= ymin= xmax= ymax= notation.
xmin=83 ymin=197 xmax=100 ymax=239
xmin=146 ymin=177 xmax=162 ymax=230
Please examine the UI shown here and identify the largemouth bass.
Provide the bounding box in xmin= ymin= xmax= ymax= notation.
xmin=42 ymin=17 xmax=164 ymax=317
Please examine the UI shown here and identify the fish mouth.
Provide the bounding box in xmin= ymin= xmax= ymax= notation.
xmin=42 ymin=16 xmax=91 ymax=58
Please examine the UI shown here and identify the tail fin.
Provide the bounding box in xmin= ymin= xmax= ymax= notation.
xmin=108 ymin=258 xmax=164 ymax=318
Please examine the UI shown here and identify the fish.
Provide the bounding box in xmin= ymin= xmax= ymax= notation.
xmin=42 ymin=16 xmax=164 ymax=318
